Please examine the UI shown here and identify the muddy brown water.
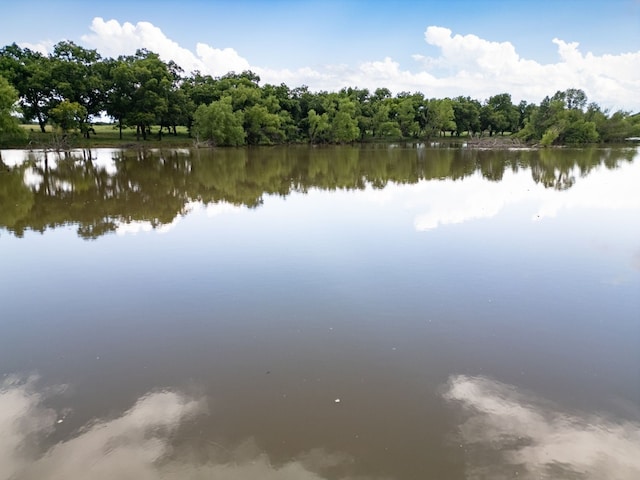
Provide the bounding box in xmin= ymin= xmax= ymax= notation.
xmin=1 ymin=144 xmax=639 ymax=479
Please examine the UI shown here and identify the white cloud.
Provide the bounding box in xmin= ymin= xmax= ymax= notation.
xmin=81 ymin=17 xmax=207 ymax=73
xmin=12 ymin=18 xmax=640 ymax=111
xmin=17 ymin=41 xmax=54 ymax=55
xmin=444 ymin=375 xmax=640 ymax=479
xmin=195 ymin=43 xmax=250 ymax=77
xmin=77 ymin=18 xmax=640 ymax=110
xmin=418 ymin=26 xmax=640 ymax=109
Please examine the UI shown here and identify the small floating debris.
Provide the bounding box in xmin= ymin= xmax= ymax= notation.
xmin=334 ymin=398 xmax=341 ymax=403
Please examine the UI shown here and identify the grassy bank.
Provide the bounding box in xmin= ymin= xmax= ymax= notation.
xmin=13 ymin=124 xmax=196 ymax=149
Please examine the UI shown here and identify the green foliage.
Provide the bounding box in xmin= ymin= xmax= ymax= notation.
xmin=427 ymin=98 xmax=456 ymax=136
xmin=0 ymin=74 xmax=27 ymax=144
xmin=560 ymin=119 xmax=599 ymax=144
xmin=452 ymin=96 xmax=481 ymax=136
xmin=0 ymin=40 xmax=636 ymax=147
xmin=329 ymin=97 xmax=360 ymax=143
xmin=540 ymin=127 xmax=560 ymax=147
xmin=394 ymin=95 xmax=421 ymax=137
xmin=193 ymin=97 xmax=245 ymax=146
xmin=308 ymin=109 xmax=330 ymax=143
xmin=244 ymin=104 xmax=283 ymax=144
xmin=0 ymin=44 xmax=54 ymax=132
xmin=481 ymin=93 xmax=519 ymax=135
xmin=49 ymin=100 xmax=87 ymax=133
xmin=50 ymin=41 xmax=104 ymax=137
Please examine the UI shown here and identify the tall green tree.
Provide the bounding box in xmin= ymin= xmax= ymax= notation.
xmin=428 ymin=98 xmax=456 ymax=137
xmin=0 ymin=74 xmax=27 ymax=144
xmin=50 ymin=41 xmax=105 ymax=137
xmin=307 ymin=108 xmax=330 ymax=143
xmin=49 ymin=100 xmax=87 ymax=133
xmin=481 ymin=93 xmax=519 ymax=136
xmin=0 ymin=44 xmax=54 ymax=132
xmin=193 ymin=96 xmax=245 ymax=146
xmin=452 ymin=96 xmax=481 ymax=136
xmin=104 ymin=56 xmax=136 ymax=139
xmin=393 ymin=94 xmax=422 ymax=138
xmin=125 ymin=50 xmax=173 ymax=141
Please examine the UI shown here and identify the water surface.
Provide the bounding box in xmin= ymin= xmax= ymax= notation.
xmin=1 ymin=145 xmax=639 ymax=479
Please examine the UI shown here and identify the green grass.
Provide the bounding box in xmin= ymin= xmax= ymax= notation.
xmin=16 ymin=124 xmax=195 ymax=149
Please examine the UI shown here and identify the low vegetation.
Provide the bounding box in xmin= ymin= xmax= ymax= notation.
xmin=1 ymin=42 xmax=639 ymax=148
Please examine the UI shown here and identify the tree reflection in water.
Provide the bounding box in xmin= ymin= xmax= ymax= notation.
xmin=0 ymin=145 xmax=635 ymax=239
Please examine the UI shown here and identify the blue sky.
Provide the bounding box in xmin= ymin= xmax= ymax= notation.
xmin=1 ymin=0 xmax=639 ymax=109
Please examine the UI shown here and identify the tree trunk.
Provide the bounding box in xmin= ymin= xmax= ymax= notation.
xmin=38 ymin=113 xmax=46 ymax=133
xmin=119 ymin=119 xmax=123 ymax=140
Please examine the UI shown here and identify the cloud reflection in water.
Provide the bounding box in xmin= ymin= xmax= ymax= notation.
xmin=4 ymin=374 xmax=638 ymax=479
xmin=0 ymin=376 xmax=346 ymax=480
xmin=444 ymin=375 xmax=640 ymax=480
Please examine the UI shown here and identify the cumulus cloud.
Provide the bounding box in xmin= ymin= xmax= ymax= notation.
xmin=81 ymin=17 xmax=207 ymax=73
xmin=75 ymin=18 xmax=640 ymax=110
xmin=417 ymin=26 xmax=640 ymax=110
xmin=0 ymin=376 xmax=351 ymax=480
xmin=17 ymin=41 xmax=54 ymax=56
xmin=444 ymin=375 xmax=640 ymax=479
xmin=195 ymin=43 xmax=251 ymax=77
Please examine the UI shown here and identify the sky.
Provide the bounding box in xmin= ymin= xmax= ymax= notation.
xmin=1 ymin=0 xmax=639 ymax=110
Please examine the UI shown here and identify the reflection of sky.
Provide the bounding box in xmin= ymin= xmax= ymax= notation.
xmin=445 ymin=375 xmax=640 ymax=480
xmin=0 ymin=376 xmax=349 ymax=480
xmin=1 ymin=149 xmax=638 ymax=479
xmin=357 ymin=161 xmax=640 ymax=231
xmin=115 ymin=201 xmax=245 ymax=236
xmin=3 ymin=374 xmax=639 ymax=480
xmin=2 ymin=148 xmax=121 ymax=189
xmin=107 ymin=153 xmax=640 ymax=250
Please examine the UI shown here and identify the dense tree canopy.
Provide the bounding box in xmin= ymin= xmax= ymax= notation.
xmin=0 ymin=74 xmax=27 ymax=145
xmin=1 ymin=42 xmax=638 ymax=146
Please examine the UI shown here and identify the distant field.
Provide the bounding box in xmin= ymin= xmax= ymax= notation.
xmin=18 ymin=124 xmax=194 ymax=148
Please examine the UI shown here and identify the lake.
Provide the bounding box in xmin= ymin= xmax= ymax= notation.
xmin=1 ymin=144 xmax=639 ymax=480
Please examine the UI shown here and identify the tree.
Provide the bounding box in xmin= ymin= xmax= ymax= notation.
xmin=560 ymin=118 xmax=599 ymax=144
xmin=193 ymin=96 xmax=245 ymax=146
xmin=394 ymin=94 xmax=422 ymax=138
xmin=50 ymin=41 xmax=105 ymax=138
xmin=370 ymin=99 xmax=400 ymax=139
xmin=0 ymin=74 xmax=27 ymax=145
xmin=158 ymin=61 xmax=187 ymax=137
xmin=103 ymin=57 xmax=136 ymax=139
xmin=452 ymin=96 xmax=481 ymax=136
xmin=49 ymin=100 xmax=87 ymax=133
xmin=428 ymin=98 xmax=456 ymax=137
xmin=124 ymin=50 xmax=173 ymax=141
xmin=481 ymin=93 xmax=519 ymax=135
xmin=0 ymin=44 xmax=54 ymax=132
xmin=244 ymin=103 xmax=284 ymax=145
xmin=307 ymin=108 xmax=330 ymax=143
xmin=552 ymin=88 xmax=587 ymax=111
xmin=329 ymin=97 xmax=360 ymax=143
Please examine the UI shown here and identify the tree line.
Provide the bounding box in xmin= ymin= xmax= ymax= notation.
xmin=1 ymin=41 xmax=639 ymax=147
